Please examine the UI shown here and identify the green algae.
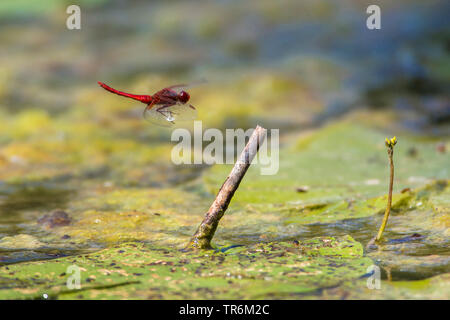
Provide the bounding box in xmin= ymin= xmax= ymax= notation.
xmin=0 ymin=235 xmax=372 ymax=299
xmin=318 ymin=273 xmax=450 ymax=300
xmin=0 ymin=234 xmax=44 ymax=249
xmin=204 ymin=122 xmax=449 ymax=209
xmin=0 ymin=118 xmax=448 ymax=298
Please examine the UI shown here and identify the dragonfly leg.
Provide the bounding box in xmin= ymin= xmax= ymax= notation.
xmin=156 ymin=104 xmax=180 ymax=115
xmin=156 ymin=105 xmax=175 ymax=120
xmin=143 ymin=102 xmax=155 ymax=120
xmin=143 ymin=101 xmax=156 ymax=115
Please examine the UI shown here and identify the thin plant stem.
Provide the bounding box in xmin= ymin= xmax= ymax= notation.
xmin=376 ymin=142 xmax=395 ymax=242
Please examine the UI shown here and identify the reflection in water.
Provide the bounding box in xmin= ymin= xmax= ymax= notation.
xmin=0 ymin=185 xmax=86 ymax=266
xmin=0 ymin=185 xmax=72 ymax=215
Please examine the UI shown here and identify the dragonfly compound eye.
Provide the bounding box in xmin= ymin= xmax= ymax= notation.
xmin=179 ymin=91 xmax=190 ymax=103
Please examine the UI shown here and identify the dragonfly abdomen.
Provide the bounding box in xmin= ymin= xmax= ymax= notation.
xmin=98 ymin=82 xmax=152 ymax=104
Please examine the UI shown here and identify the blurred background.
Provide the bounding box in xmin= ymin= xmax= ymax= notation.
xmin=0 ymin=0 xmax=448 ymax=286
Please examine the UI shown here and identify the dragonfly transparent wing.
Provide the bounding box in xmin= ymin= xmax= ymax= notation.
xmin=164 ymin=79 xmax=207 ymax=94
xmin=143 ymin=102 xmax=197 ymax=127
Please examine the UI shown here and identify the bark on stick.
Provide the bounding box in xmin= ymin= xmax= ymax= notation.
xmin=187 ymin=125 xmax=267 ymax=249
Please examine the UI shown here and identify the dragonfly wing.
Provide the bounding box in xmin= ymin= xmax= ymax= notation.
xmin=143 ymin=106 xmax=175 ymax=127
xmin=143 ymin=102 xmax=197 ymax=127
xmin=167 ymin=84 xmax=188 ymax=90
xmin=165 ymin=102 xmax=197 ymax=121
xmin=163 ymin=79 xmax=207 ymax=94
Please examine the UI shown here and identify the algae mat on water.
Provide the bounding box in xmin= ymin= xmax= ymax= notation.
xmin=204 ymin=121 xmax=449 ymax=208
xmin=0 ymin=235 xmax=372 ymax=299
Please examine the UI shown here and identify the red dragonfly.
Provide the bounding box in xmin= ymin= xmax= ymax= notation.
xmin=98 ymin=81 xmax=197 ymax=126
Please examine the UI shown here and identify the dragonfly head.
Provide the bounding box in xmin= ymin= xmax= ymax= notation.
xmin=178 ymin=91 xmax=190 ymax=103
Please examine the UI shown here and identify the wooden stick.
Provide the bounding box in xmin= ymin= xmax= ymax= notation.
xmin=187 ymin=125 xmax=267 ymax=249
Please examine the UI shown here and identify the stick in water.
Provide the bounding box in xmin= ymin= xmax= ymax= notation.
xmin=187 ymin=125 xmax=267 ymax=249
